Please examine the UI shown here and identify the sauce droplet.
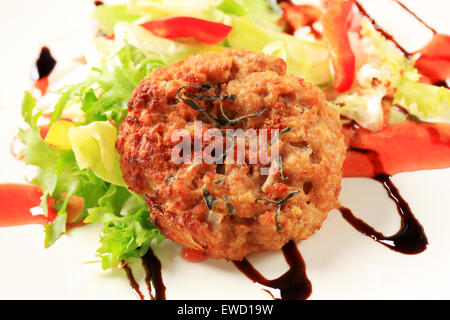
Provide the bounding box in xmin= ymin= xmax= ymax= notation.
xmin=33 ymin=47 xmax=56 ymax=81
xmin=181 ymin=247 xmax=209 ymax=263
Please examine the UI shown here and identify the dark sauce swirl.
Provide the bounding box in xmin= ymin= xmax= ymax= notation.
xmin=341 ymin=147 xmax=428 ymax=254
xmin=233 ymin=241 xmax=311 ymax=300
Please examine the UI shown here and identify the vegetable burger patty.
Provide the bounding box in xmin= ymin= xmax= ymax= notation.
xmin=116 ymin=49 xmax=346 ymax=260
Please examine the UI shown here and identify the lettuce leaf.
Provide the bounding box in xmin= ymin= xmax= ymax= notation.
xmin=69 ymin=121 xmax=126 ymax=187
xmin=393 ymin=78 xmax=450 ymax=120
xmin=239 ymin=0 xmax=283 ymax=31
xmin=228 ymin=16 xmax=332 ymax=85
xmin=333 ymin=86 xmax=386 ymax=131
xmin=217 ymin=0 xmax=248 ymax=16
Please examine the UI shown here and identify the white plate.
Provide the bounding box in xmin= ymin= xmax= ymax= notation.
xmin=0 ymin=0 xmax=449 ymax=300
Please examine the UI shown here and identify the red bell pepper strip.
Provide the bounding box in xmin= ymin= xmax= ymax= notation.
xmin=321 ymin=0 xmax=356 ymax=92
xmin=140 ymin=16 xmax=232 ymax=45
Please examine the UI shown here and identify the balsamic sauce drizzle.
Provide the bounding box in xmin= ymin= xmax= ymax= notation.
xmin=33 ymin=47 xmax=56 ymax=80
xmin=233 ymin=241 xmax=311 ymax=300
xmin=142 ymin=247 xmax=167 ymax=300
xmin=123 ymin=247 xmax=166 ymax=300
xmin=342 ymin=147 xmax=428 ymax=254
xmin=123 ymin=264 xmax=145 ymax=300
xmin=391 ymin=0 xmax=437 ymax=34
xmin=355 ymin=1 xmax=411 ymax=57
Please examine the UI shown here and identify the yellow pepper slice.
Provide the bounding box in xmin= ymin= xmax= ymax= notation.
xmin=44 ymin=120 xmax=76 ymax=150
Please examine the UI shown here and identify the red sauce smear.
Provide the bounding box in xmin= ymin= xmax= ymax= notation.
xmin=415 ymin=34 xmax=450 ymax=85
xmin=34 ymin=76 xmax=50 ymax=96
xmin=181 ymin=247 xmax=209 ymax=263
xmin=343 ymin=121 xmax=450 ymax=177
xmin=0 ymin=184 xmax=56 ymax=227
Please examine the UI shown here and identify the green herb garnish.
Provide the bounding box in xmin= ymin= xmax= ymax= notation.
xmin=202 ymin=185 xmax=217 ymax=211
xmin=255 ymin=190 xmax=300 ymax=231
xmin=176 ymin=84 xmax=265 ymax=127
xmin=213 ymin=176 xmax=225 ymax=185
xmin=278 ymin=156 xmax=287 ymax=180
xmin=223 ymin=195 xmax=235 ymax=215
xmin=270 ymin=127 xmax=292 ymax=146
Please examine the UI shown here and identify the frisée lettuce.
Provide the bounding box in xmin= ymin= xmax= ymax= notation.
xmin=361 ymin=19 xmax=450 ymax=122
xmin=18 ymin=41 xmax=165 ymax=267
xmin=331 ymin=18 xmax=450 ymax=130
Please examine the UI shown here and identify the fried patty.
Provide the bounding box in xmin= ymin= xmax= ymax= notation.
xmin=116 ymin=49 xmax=346 ymax=260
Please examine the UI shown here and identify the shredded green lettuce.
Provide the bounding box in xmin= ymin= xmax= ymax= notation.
xmin=361 ymin=19 xmax=450 ymax=121
xmin=18 ymin=40 xmax=167 ymax=267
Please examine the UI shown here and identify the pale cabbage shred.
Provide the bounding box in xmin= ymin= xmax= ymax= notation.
xmin=331 ymin=18 xmax=450 ymax=131
xmin=330 ymin=28 xmax=392 ymax=131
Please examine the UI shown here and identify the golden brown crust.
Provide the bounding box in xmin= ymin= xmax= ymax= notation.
xmin=116 ymin=49 xmax=346 ymax=260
